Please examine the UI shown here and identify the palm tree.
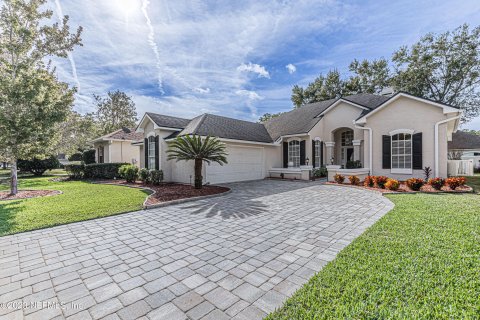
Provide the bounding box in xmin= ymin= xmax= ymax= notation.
xmin=167 ymin=135 xmax=228 ymax=189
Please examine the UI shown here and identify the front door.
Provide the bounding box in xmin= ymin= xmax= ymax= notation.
xmin=342 ymin=147 xmax=354 ymax=168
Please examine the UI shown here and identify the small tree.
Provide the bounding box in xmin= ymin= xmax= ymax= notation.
xmin=18 ymin=156 xmax=59 ymax=176
xmin=167 ymin=135 xmax=228 ymax=189
xmin=0 ymin=0 xmax=82 ymax=195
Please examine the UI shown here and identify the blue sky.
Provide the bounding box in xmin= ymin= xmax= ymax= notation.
xmin=50 ymin=0 xmax=480 ymax=129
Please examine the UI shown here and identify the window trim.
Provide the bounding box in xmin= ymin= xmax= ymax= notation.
xmin=390 ymin=131 xmax=413 ymax=174
xmin=148 ymin=136 xmax=156 ymax=170
xmin=288 ymin=139 xmax=301 ymax=167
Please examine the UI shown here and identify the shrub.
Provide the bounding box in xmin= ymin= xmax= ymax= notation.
xmin=84 ymin=163 xmax=128 ymax=179
xmin=445 ymin=177 xmax=466 ymax=190
xmin=348 ymin=175 xmax=360 ymax=185
xmin=138 ymin=168 xmax=150 ymax=184
xmin=82 ymin=149 xmax=96 ymax=165
xmin=346 ymin=160 xmax=362 ymax=169
xmin=65 ymin=164 xmax=85 ymax=179
xmin=17 ymin=156 xmax=60 ymax=176
xmin=428 ymin=177 xmax=445 ymax=190
xmin=423 ymin=167 xmax=432 ymax=181
xmin=385 ymin=178 xmax=400 ymax=191
xmin=333 ymin=174 xmax=345 ymax=184
xmin=68 ymin=153 xmax=83 ymax=161
xmin=150 ymin=170 xmax=164 ymax=185
xmin=406 ymin=178 xmax=425 ymax=191
xmin=364 ymin=175 xmax=375 ymax=188
xmin=375 ymin=176 xmax=388 ymax=189
xmin=313 ymin=166 xmax=327 ymax=178
xmin=119 ymin=164 xmax=139 ymax=183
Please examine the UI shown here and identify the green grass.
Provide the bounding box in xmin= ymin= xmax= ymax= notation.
xmin=465 ymin=174 xmax=480 ymax=193
xmin=267 ymin=193 xmax=480 ymax=319
xmin=0 ymin=176 xmax=149 ymax=236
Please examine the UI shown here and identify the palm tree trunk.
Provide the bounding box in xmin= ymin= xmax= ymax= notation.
xmin=194 ymin=158 xmax=203 ymax=189
xmin=10 ymin=160 xmax=18 ymax=196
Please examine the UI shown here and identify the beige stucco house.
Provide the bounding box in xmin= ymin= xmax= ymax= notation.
xmin=91 ymin=127 xmax=143 ymax=166
xmin=134 ymin=92 xmax=461 ymax=183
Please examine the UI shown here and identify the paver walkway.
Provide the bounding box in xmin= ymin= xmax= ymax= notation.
xmin=0 ymin=180 xmax=393 ymax=320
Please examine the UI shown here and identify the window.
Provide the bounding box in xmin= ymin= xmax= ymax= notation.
xmin=391 ymin=133 xmax=412 ymax=173
xmin=148 ymin=136 xmax=156 ymax=169
xmin=98 ymin=146 xmax=104 ymax=163
xmin=341 ymin=130 xmax=353 ymax=146
xmin=314 ymin=140 xmax=321 ymax=168
xmin=288 ymin=140 xmax=300 ymax=167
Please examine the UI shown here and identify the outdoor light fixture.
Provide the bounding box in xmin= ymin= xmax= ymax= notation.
xmin=306 ymin=157 xmax=309 ymax=165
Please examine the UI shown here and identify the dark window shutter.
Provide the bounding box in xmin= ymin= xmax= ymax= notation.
xmin=144 ymin=138 xmax=149 ymax=169
xmin=311 ymin=142 xmax=316 ymax=167
xmin=382 ymin=135 xmax=391 ymax=169
xmin=320 ymin=141 xmax=324 ymax=167
xmin=154 ymin=136 xmax=160 ymax=170
xmin=300 ymin=140 xmax=306 ymax=165
xmin=412 ymin=132 xmax=422 ymax=170
xmin=283 ymin=142 xmax=288 ymax=168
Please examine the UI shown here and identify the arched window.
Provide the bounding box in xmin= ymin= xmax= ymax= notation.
xmin=288 ymin=140 xmax=300 ymax=167
xmin=341 ymin=130 xmax=353 ymax=146
xmin=391 ymin=133 xmax=412 ymax=172
xmin=148 ymin=136 xmax=156 ymax=169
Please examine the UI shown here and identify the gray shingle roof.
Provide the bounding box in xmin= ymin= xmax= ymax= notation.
xmin=146 ymin=112 xmax=190 ymax=129
xmin=448 ymin=131 xmax=480 ymax=150
xmin=264 ymin=93 xmax=390 ymax=141
xmin=174 ymin=114 xmax=273 ymax=143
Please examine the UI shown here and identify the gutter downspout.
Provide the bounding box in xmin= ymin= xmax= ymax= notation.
xmin=354 ymin=123 xmax=372 ymax=175
xmin=434 ymin=115 xmax=461 ymax=177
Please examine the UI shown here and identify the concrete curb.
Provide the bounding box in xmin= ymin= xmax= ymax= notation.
xmin=144 ymin=189 xmax=232 ymax=209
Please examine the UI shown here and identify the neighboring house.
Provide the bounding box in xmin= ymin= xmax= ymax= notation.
xmin=90 ymin=127 xmax=143 ymax=166
xmin=135 ymin=92 xmax=461 ymax=184
xmin=448 ymin=131 xmax=480 ymax=169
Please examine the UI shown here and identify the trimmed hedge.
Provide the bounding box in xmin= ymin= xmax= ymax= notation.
xmin=18 ymin=156 xmax=60 ymax=176
xmin=82 ymin=150 xmax=96 ymax=164
xmin=65 ymin=164 xmax=85 ymax=179
xmin=84 ymin=163 xmax=128 ymax=179
xmin=119 ymin=164 xmax=139 ymax=183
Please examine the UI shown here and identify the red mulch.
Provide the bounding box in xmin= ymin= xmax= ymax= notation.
xmin=326 ymin=181 xmax=473 ymax=193
xmin=97 ymin=180 xmax=230 ymax=205
xmin=0 ymin=190 xmax=61 ymax=201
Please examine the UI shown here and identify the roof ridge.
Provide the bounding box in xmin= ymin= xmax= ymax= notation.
xmin=192 ymin=114 xmax=208 ymax=135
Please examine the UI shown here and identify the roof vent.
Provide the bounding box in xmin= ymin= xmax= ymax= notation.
xmin=379 ymin=87 xmax=395 ymax=96
xmin=122 ymin=127 xmax=131 ymax=133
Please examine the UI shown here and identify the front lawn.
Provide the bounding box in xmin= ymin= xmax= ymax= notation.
xmin=465 ymin=174 xmax=480 ymax=193
xmin=0 ymin=176 xmax=150 ymax=236
xmin=267 ymin=193 xmax=480 ymax=319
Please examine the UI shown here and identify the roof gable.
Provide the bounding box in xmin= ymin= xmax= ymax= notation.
xmin=136 ymin=112 xmax=190 ymax=132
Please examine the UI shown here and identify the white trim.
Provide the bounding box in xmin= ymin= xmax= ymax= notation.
xmin=352 ymin=139 xmax=361 ymax=146
xmin=165 ymin=136 xmax=277 ymax=147
xmin=317 ymin=98 xmax=369 ymax=118
xmin=355 ymin=92 xmax=461 ymax=124
xmin=136 ymin=113 xmax=184 ymax=133
xmin=313 ymin=136 xmax=322 ymax=141
xmin=354 ymin=124 xmax=372 ymax=174
xmin=325 ymin=141 xmax=335 ymax=147
xmin=388 ymin=129 xmax=414 ymax=136
xmin=391 ymin=168 xmax=413 ymax=174
xmin=434 ymin=115 xmax=461 ymax=177
xmin=277 ymin=133 xmax=309 ymax=143
xmin=145 ymin=131 xmax=156 ymax=138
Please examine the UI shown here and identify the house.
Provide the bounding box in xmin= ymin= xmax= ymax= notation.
xmin=134 ymin=92 xmax=461 ymax=184
xmin=91 ymin=127 xmax=143 ymax=166
xmin=448 ymin=131 xmax=480 ymax=169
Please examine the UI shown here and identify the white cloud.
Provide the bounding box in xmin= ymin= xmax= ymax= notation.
xmin=237 ymin=63 xmax=270 ymax=79
xmin=235 ymin=89 xmax=263 ymax=101
xmin=193 ymin=87 xmax=211 ymax=94
xmin=285 ymin=63 xmax=296 ymax=74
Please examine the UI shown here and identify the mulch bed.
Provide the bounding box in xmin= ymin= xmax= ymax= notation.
xmin=0 ymin=190 xmax=61 ymax=201
xmin=326 ymin=182 xmax=473 ymax=193
xmin=97 ymin=180 xmax=230 ymax=205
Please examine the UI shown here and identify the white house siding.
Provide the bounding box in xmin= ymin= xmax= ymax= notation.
xmin=364 ymin=96 xmax=457 ymax=179
xmin=108 ymin=141 xmax=141 ymax=166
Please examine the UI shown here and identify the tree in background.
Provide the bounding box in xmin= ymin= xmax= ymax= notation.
xmin=0 ymin=0 xmax=82 ymax=194
xmin=462 ymin=129 xmax=480 ymax=135
xmin=292 ymin=24 xmax=480 ymax=123
xmin=95 ymin=90 xmax=138 ymax=134
xmin=258 ymin=112 xmax=282 ymax=123
xmin=54 ymin=111 xmax=100 ymax=156
xmin=391 ymin=24 xmax=480 ymax=122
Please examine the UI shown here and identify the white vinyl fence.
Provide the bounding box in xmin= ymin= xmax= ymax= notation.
xmin=447 ymin=160 xmax=474 ymax=176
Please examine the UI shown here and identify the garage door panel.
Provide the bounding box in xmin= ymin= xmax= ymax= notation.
xmin=205 ymin=145 xmax=264 ymax=184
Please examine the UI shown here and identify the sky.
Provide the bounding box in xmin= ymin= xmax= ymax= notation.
xmin=48 ymin=0 xmax=480 ymax=129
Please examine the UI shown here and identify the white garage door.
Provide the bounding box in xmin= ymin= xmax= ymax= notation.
xmin=205 ymin=145 xmax=264 ymax=184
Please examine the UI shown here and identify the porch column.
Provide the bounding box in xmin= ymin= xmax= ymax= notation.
xmin=325 ymin=141 xmax=335 ymax=165
xmin=352 ymin=140 xmax=361 ymax=162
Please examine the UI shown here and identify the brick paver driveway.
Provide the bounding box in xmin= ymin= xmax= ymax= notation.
xmin=0 ymin=180 xmax=393 ymax=320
